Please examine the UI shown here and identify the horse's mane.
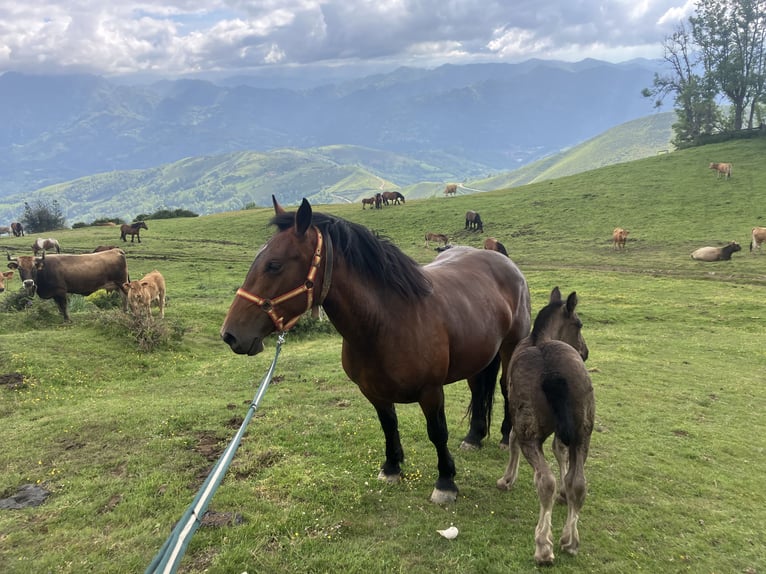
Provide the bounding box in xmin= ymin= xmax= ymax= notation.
xmin=530 ymin=300 xmax=565 ymax=345
xmin=271 ymin=210 xmax=433 ymax=300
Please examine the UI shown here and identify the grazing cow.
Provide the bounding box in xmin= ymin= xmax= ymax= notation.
xmin=465 ymin=210 xmax=484 ymax=232
xmin=425 ymin=232 xmax=449 ymax=248
xmin=709 ymin=162 xmax=732 ymax=179
xmin=0 ymin=270 xmax=13 ymax=292
xmin=124 ymin=270 xmax=166 ymax=318
xmin=484 ymin=237 xmax=509 ymax=256
xmin=690 ymin=241 xmax=741 ymax=261
xmin=444 ymin=183 xmax=458 ymax=196
xmin=93 ymin=245 xmax=119 ymax=253
xmin=32 ymin=238 xmax=61 ymax=255
xmin=750 ymin=227 xmax=766 ymax=253
xmin=6 ymin=250 xmax=129 ymax=321
xmin=362 ymin=197 xmax=376 ymax=209
xmin=612 ymin=227 xmax=629 ymax=250
xmin=11 ymin=222 xmax=24 ymax=237
xmin=120 ymin=221 xmax=148 ymax=243
xmin=0 ymin=226 xmax=10 ymax=237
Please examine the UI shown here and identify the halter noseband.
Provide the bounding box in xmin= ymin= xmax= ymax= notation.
xmin=235 ymin=226 xmax=332 ymax=332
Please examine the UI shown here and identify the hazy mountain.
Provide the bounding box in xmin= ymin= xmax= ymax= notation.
xmin=0 ymin=58 xmax=662 ymax=200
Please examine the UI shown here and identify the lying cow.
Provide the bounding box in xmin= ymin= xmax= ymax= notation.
xmin=709 ymin=162 xmax=732 ymax=179
xmin=7 ymin=250 xmax=129 ymax=321
xmin=690 ymin=241 xmax=741 ymax=261
xmin=0 ymin=270 xmax=13 ymax=292
xmin=124 ymin=270 xmax=166 ymax=318
xmin=750 ymin=226 xmax=766 ymax=253
xmin=612 ymin=227 xmax=629 ymax=249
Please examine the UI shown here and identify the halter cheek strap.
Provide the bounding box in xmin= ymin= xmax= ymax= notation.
xmin=236 ymin=226 xmax=330 ymax=332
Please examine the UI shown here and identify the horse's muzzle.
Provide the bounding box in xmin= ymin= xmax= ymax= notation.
xmin=221 ymin=330 xmax=264 ymax=356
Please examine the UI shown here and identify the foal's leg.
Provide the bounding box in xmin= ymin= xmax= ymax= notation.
xmin=496 ymin=428 xmax=522 ymax=490
xmin=371 ymin=402 xmax=405 ymax=483
xmin=420 ymin=387 xmax=458 ymax=504
xmin=552 ymin=436 xmax=569 ymax=504
xmin=520 ymin=441 xmax=557 ymax=565
xmin=559 ymin=440 xmax=590 ymax=556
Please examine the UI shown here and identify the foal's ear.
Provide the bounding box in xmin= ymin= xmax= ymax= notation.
xmin=549 ymin=286 xmax=562 ymax=304
xmin=272 ymin=195 xmax=286 ymax=215
xmin=295 ymin=198 xmax=312 ymax=236
xmin=566 ymin=291 xmax=578 ymax=313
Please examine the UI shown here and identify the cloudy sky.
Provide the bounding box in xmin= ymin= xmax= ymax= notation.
xmin=0 ymin=0 xmax=696 ymax=78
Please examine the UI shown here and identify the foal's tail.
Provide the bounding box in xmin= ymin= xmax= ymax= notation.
xmin=542 ymin=375 xmax=578 ymax=446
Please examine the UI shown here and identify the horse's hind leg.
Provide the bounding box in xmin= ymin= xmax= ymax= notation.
xmin=420 ymin=387 xmax=458 ymax=504
xmin=522 ymin=441 xmax=557 ymax=565
xmin=559 ymin=441 xmax=590 ymax=556
xmin=552 ymin=436 xmax=569 ymax=504
xmin=371 ymin=401 xmax=405 ymax=483
xmin=496 ymin=428 xmax=522 ymax=490
xmin=461 ymin=354 xmax=500 ymax=449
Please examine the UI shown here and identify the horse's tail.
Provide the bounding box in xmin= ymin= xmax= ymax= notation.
xmin=542 ymin=374 xmax=577 ymax=446
xmin=465 ymin=353 xmax=500 ymax=441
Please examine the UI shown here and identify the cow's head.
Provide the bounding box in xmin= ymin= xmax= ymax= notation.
xmin=124 ymin=280 xmax=151 ymax=315
xmin=7 ymin=253 xmax=45 ymax=296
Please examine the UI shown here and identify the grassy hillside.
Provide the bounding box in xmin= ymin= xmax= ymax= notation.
xmin=0 ymin=138 xmax=764 ymax=573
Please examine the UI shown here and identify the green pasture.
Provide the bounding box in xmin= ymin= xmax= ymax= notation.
xmin=1 ymin=138 xmax=765 ymax=573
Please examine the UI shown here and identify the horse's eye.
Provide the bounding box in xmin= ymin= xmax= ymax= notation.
xmin=265 ymin=261 xmax=282 ymax=273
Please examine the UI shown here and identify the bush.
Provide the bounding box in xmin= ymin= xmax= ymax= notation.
xmin=21 ymin=199 xmax=67 ymax=233
xmin=134 ymin=208 xmax=199 ymax=221
xmin=97 ymin=311 xmax=187 ymax=352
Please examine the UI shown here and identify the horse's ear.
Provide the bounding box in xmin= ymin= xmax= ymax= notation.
xmin=295 ymin=198 xmax=312 ymax=236
xmin=549 ymin=286 xmax=562 ymax=304
xmin=272 ymin=195 xmax=286 ymax=215
xmin=566 ymin=291 xmax=578 ymax=313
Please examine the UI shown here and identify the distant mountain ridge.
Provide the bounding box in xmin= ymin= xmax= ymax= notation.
xmin=0 ymin=112 xmax=675 ymax=224
xmin=0 ymin=58 xmax=662 ymax=198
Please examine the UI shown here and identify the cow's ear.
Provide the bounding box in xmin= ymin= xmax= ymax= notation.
xmin=295 ymin=198 xmax=312 ymax=236
xmin=7 ymin=262 xmax=18 ymax=270
xmin=4 ymin=271 xmax=13 ymax=278
xmin=272 ymin=195 xmax=286 ymax=215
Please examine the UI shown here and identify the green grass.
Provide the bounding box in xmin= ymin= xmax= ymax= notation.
xmin=1 ymin=138 xmax=765 ymax=573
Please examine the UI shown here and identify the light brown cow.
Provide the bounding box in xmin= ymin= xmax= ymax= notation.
xmin=0 ymin=270 xmax=13 ymax=292
xmin=709 ymin=162 xmax=732 ymax=179
xmin=750 ymin=226 xmax=766 ymax=253
xmin=612 ymin=227 xmax=629 ymax=249
xmin=124 ymin=270 xmax=166 ymax=318
xmin=444 ymin=183 xmax=458 ymax=196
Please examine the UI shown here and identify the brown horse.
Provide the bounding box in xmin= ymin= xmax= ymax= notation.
xmin=425 ymin=232 xmax=449 ymax=248
xmin=11 ymin=222 xmax=24 ymax=237
xmin=465 ymin=210 xmax=483 ymax=232
xmin=32 ymin=237 xmax=61 ymax=255
xmin=381 ymin=191 xmax=405 ymax=205
xmin=221 ymin=196 xmax=532 ymax=503
xmin=120 ymin=221 xmax=148 ymax=243
xmin=361 ymin=197 xmax=376 ymax=209
xmin=444 ymin=183 xmax=458 ymax=196
xmin=484 ymin=237 xmax=508 ymax=256
xmin=497 ymin=287 xmax=594 ymax=565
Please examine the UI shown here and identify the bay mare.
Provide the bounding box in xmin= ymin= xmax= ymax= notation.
xmin=221 ymin=196 xmax=531 ymax=503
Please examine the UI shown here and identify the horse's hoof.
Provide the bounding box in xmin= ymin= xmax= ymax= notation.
xmin=430 ymin=488 xmax=458 ymax=504
xmin=496 ymin=477 xmax=511 ymax=491
xmin=459 ymin=440 xmax=481 ymax=451
xmin=535 ymin=548 xmax=555 ymax=566
xmin=377 ymin=470 xmax=402 ymax=484
xmin=498 ymin=440 xmax=510 ymax=451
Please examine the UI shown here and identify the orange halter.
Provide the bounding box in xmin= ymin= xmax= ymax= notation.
xmin=235 ymin=226 xmax=331 ymax=332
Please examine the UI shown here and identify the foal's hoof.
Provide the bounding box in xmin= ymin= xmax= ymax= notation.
xmin=430 ymin=488 xmax=458 ymax=504
xmin=459 ymin=439 xmax=481 ymax=451
xmin=377 ymin=470 xmax=402 ymax=484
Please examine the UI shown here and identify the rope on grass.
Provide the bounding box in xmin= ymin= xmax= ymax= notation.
xmin=145 ymin=333 xmax=285 ymax=574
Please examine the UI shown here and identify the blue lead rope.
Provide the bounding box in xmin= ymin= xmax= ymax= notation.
xmin=145 ymin=333 xmax=285 ymax=574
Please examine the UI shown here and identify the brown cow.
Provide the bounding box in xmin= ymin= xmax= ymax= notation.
xmin=612 ymin=228 xmax=629 ymax=249
xmin=709 ymin=162 xmax=732 ymax=179
xmin=93 ymin=245 xmax=120 ymax=253
xmin=0 ymin=270 xmax=13 ymax=292
xmin=444 ymin=183 xmax=458 ymax=196
xmin=690 ymin=241 xmax=741 ymax=261
xmin=7 ymin=250 xmax=129 ymax=321
xmin=750 ymin=226 xmax=766 ymax=253
xmin=124 ymin=270 xmax=166 ymax=318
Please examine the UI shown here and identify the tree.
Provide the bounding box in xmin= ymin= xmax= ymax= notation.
xmin=21 ymin=199 xmax=67 ymax=233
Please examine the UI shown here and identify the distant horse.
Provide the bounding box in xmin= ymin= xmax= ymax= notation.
xmin=425 ymin=232 xmax=449 ymax=248
xmin=465 ymin=210 xmax=484 ymax=232
xmin=362 ymin=197 xmax=376 ymax=209
xmin=484 ymin=237 xmax=508 ymax=256
xmin=32 ymin=238 xmax=61 ymax=255
xmin=11 ymin=222 xmax=24 ymax=237
xmin=375 ymin=193 xmax=383 ymax=209
xmin=612 ymin=227 xmax=629 ymax=250
xmin=709 ymin=162 xmax=732 ymax=179
xmin=497 ymin=287 xmax=593 ymax=565
xmin=0 ymin=226 xmax=10 ymax=237
xmin=444 ymin=184 xmax=458 ymax=197
xmin=382 ymin=191 xmax=405 ymax=205
xmin=120 ymin=221 xmax=148 ymax=243
xmin=93 ymin=245 xmax=119 ymax=253
xmin=221 ymin=196 xmax=532 ymax=503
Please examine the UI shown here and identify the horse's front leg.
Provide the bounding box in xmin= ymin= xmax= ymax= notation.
xmin=371 ymin=401 xmax=405 ymax=483
xmin=420 ymin=387 xmax=458 ymax=504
